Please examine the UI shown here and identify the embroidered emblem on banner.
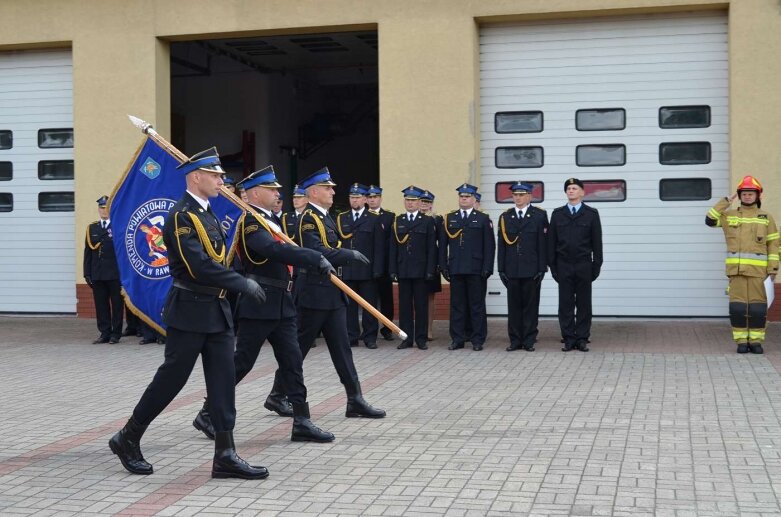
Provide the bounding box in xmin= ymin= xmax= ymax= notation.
xmin=139 ymin=157 xmax=162 ymax=179
xmin=125 ymin=198 xmax=176 ymax=279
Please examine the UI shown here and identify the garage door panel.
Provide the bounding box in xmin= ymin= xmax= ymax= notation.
xmin=480 ymin=12 xmax=728 ymax=317
xmin=0 ymin=49 xmax=75 ymax=313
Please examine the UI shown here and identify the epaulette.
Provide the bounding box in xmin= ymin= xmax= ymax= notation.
xmin=532 ymin=205 xmax=546 ymax=212
xmin=337 ymin=210 xmax=350 ymax=217
xmin=446 ymin=209 xmax=459 ymax=215
xmin=367 ymin=210 xmax=379 ymax=216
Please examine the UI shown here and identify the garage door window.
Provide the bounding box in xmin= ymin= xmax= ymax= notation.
xmin=38 ymin=192 xmax=74 ymax=212
xmin=0 ymin=130 xmax=11 ymax=149
xmin=659 ymin=178 xmax=711 ymax=201
xmin=576 ymin=144 xmax=625 ymax=166
xmin=494 ymin=181 xmax=544 ymax=203
xmin=495 ymin=111 xmax=543 ymax=133
xmin=0 ymin=162 xmax=11 ymax=181
xmin=576 ymin=108 xmax=625 ymax=131
xmin=583 ymin=180 xmax=626 ymax=202
xmin=38 ymin=160 xmax=74 ymax=180
xmin=659 ymin=142 xmax=710 ymax=165
xmin=38 ymin=128 xmax=73 ymax=148
xmin=0 ymin=193 xmax=12 ymax=212
xmin=659 ymin=106 xmax=710 ymax=128
xmin=496 ymin=146 xmax=544 ymax=168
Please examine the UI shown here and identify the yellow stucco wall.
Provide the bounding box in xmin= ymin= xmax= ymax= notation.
xmin=0 ymin=0 xmax=778 ymax=286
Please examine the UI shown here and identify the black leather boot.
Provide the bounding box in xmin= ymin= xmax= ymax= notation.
xmin=264 ymin=388 xmax=293 ymax=417
xmin=212 ymin=431 xmax=269 ymax=480
xmin=291 ymin=403 xmax=335 ymax=443
xmin=346 ymin=385 xmax=386 ymax=418
xmin=193 ymin=398 xmax=215 ymax=440
xmin=108 ymin=416 xmax=153 ymax=475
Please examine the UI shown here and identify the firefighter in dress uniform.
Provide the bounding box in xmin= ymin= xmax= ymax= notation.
xmin=295 ymin=167 xmax=386 ymax=418
xmin=548 ymin=178 xmax=603 ymax=352
xmin=84 ymin=195 xmax=124 ymax=344
xmin=192 ymin=165 xmax=334 ymax=443
xmin=497 ymin=182 xmax=548 ymax=351
xmin=418 ymin=190 xmax=443 ymax=341
xmin=336 ymin=183 xmax=385 ymax=349
xmin=281 ymin=185 xmax=308 ymax=244
xmin=109 ymin=148 xmax=269 ymax=480
xmin=389 ymin=186 xmax=437 ymax=350
xmin=367 ymin=185 xmax=397 ymax=341
xmin=706 ymin=175 xmax=779 ymax=353
xmin=441 ymin=183 xmax=496 ymax=351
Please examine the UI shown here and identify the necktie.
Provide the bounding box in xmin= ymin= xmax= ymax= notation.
xmin=571 ymin=206 xmax=576 ymax=215
xmin=408 ymin=213 xmax=413 ymax=222
xmin=101 ymin=221 xmax=106 ymax=229
xmin=354 ymin=211 xmax=359 ymax=221
xmin=461 ymin=210 xmax=467 ymax=221
xmin=517 ymin=210 xmax=522 ymax=219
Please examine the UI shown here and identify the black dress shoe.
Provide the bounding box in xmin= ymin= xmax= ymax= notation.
xmin=364 ymin=342 xmax=378 ymax=349
xmin=737 ymin=344 xmax=750 ymax=354
xmin=576 ymin=341 xmax=590 ymax=352
xmin=523 ymin=345 xmax=536 ymax=352
xmin=472 ymin=344 xmax=483 ymax=351
xmin=264 ymin=394 xmax=293 ymax=417
xmin=346 ymin=393 xmax=386 ymax=418
xmin=139 ymin=337 xmax=157 ymax=345
xmin=109 ymin=417 xmax=153 ymax=475
xmin=193 ymin=401 xmax=215 ymax=440
xmin=447 ymin=342 xmax=464 ymax=350
xmin=212 ymin=431 xmax=268 ymax=480
xmin=109 ymin=336 xmax=120 ymax=344
xmin=506 ymin=344 xmax=522 ymax=351
xmin=417 ymin=342 xmax=428 ymax=350
xmin=562 ymin=344 xmax=574 ymax=352
xmin=750 ymin=343 xmax=764 ymax=354
xmin=291 ymin=403 xmax=335 ymax=443
xmin=93 ymin=336 xmax=110 ymax=344
xmin=380 ymin=328 xmax=394 ymax=341
xmin=397 ymin=340 xmax=412 ymax=349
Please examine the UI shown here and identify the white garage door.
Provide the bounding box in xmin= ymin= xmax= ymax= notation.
xmin=480 ymin=11 xmax=729 ymax=317
xmin=0 ymin=49 xmax=75 ymax=313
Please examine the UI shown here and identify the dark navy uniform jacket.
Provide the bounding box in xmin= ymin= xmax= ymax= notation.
xmin=547 ymin=203 xmax=603 ymax=270
xmin=161 ymin=193 xmax=249 ymax=334
xmin=497 ymin=206 xmax=548 ymax=279
xmin=295 ymin=203 xmax=356 ymax=310
xmin=336 ymin=209 xmax=384 ymax=280
xmin=281 ymin=210 xmax=300 ymax=244
xmin=236 ymin=208 xmax=322 ymax=321
xmin=388 ymin=212 xmax=436 ymax=279
xmin=372 ymin=207 xmax=395 ymax=275
xmin=83 ymin=221 xmax=120 ymax=281
xmin=441 ymin=209 xmax=496 ymax=276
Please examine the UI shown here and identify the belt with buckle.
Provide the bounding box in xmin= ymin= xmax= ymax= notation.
xmin=247 ymin=273 xmax=293 ymax=292
xmin=172 ymin=279 xmax=226 ymax=298
xmin=298 ymin=267 xmax=341 ymax=277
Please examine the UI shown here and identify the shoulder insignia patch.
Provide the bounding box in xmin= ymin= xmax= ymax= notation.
xmin=302 ymin=223 xmax=316 ymax=231
xmin=244 ymin=224 xmax=259 ymax=235
xmin=175 ymin=227 xmax=191 ymax=236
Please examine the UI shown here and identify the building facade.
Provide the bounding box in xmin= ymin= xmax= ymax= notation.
xmin=0 ymin=0 xmax=779 ymax=318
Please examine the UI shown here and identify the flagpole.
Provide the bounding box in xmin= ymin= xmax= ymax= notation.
xmin=127 ymin=115 xmax=407 ymax=341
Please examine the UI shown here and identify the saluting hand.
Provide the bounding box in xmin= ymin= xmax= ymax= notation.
xmin=729 ymin=192 xmax=739 ymax=202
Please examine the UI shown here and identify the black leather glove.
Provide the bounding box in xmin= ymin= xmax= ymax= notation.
xmin=84 ymin=276 xmax=93 ymax=288
xmin=243 ymin=278 xmax=266 ymax=303
xmin=499 ymin=272 xmax=509 ymax=287
xmin=481 ymin=270 xmax=492 ymax=279
xmin=442 ymin=268 xmax=451 ymax=282
xmin=350 ymin=250 xmax=370 ymax=265
xmin=390 ymin=273 xmax=399 ymax=283
xmin=591 ymin=264 xmax=601 ymax=281
xmin=318 ymin=256 xmax=336 ymax=275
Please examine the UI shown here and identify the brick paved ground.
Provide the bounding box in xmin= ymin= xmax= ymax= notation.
xmin=1 ymin=315 xmax=780 ymax=516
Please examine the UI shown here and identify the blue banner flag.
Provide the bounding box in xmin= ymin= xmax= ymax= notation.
xmin=109 ymin=137 xmax=244 ymax=334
